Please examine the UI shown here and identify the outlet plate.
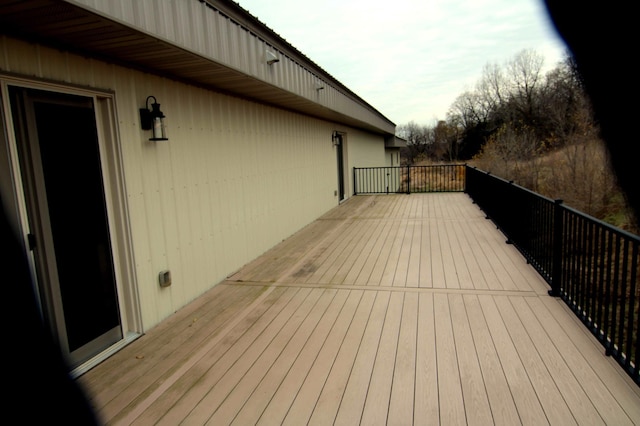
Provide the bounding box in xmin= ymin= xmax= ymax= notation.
xmin=159 ymin=270 xmax=172 ymax=287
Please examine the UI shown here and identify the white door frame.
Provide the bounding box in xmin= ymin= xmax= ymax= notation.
xmin=0 ymin=75 xmax=141 ymax=376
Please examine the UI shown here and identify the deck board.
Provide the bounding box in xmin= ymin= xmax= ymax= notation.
xmin=477 ymin=294 xmax=550 ymax=424
xmin=78 ymin=194 xmax=640 ymax=425
xmin=333 ymin=291 xmax=390 ymax=426
xmin=450 ymin=293 xmax=494 ymax=425
xmin=464 ymin=294 xmax=521 ymax=425
xmin=494 ymin=295 xmax=578 ymax=425
xmin=414 ymin=293 xmax=439 ymax=425
xmin=295 ymin=290 xmax=374 ymax=426
xmin=537 ymin=297 xmax=640 ymax=422
xmin=359 ymin=291 xmax=404 ymax=425
xmin=387 ymin=292 xmax=418 ymax=424
xmin=434 ymin=292 xmax=467 ymax=424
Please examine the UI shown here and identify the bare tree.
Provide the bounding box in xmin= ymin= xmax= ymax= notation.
xmin=447 ymin=91 xmax=481 ymax=130
xmin=396 ymin=121 xmax=431 ymax=164
xmin=505 ymin=49 xmax=545 ymax=124
xmin=448 ymin=62 xmax=507 ymax=128
xmin=541 ymin=55 xmax=594 ymax=148
xmin=432 ymin=120 xmax=461 ymax=162
xmin=474 ymin=123 xmax=542 ymax=189
xmin=477 ymin=62 xmax=506 ymax=118
xmin=448 ymin=49 xmax=633 ymax=229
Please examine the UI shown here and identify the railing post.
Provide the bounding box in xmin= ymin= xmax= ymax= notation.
xmin=406 ymin=165 xmax=411 ymax=194
xmin=386 ymin=170 xmax=390 ymax=194
xmin=549 ymin=199 xmax=564 ymax=296
xmin=353 ymin=167 xmax=357 ymax=195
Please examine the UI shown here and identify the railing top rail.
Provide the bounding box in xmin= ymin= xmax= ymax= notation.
xmin=559 ymin=202 xmax=640 ymax=242
xmin=467 ymin=166 xmax=557 ymax=203
xmin=468 ymin=166 xmax=640 ymax=242
xmin=354 ymin=164 xmax=467 ymax=170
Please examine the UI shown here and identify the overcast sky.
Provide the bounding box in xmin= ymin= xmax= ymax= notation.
xmin=236 ymin=0 xmax=568 ymax=126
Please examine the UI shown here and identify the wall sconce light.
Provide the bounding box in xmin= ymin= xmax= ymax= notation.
xmin=332 ymin=131 xmax=341 ymax=146
xmin=265 ymin=50 xmax=279 ymax=65
xmin=140 ymin=95 xmax=168 ymax=141
xmin=315 ymin=81 xmax=325 ymax=91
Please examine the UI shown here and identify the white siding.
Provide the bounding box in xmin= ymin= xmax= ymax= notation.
xmin=348 ymin=128 xmax=388 ymax=167
xmin=0 ymin=36 xmax=387 ymax=330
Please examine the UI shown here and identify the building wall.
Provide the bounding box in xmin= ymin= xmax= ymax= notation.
xmin=386 ymin=149 xmax=402 ymax=167
xmin=343 ymin=128 xmax=388 ymax=194
xmin=347 ymin=128 xmax=388 ymax=168
xmin=0 ymin=36 xmax=387 ymax=330
xmin=69 ymin=0 xmax=396 ymax=134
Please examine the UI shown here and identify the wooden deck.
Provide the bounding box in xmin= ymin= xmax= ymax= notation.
xmin=78 ymin=193 xmax=640 ymax=425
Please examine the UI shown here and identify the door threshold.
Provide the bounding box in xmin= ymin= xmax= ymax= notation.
xmin=70 ymin=332 xmax=142 ymax=379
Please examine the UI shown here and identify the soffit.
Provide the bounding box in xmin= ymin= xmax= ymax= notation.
xmin=0 ymin=0 xmax=394 ymax=135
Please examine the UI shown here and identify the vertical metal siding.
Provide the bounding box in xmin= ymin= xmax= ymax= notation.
xmin=345 ymin=129 xmax=388 ymax=196
xmin=67 ymin=0 xmax=394 ymax=133
xmin=1 ymin=37 xmax=386 ymax=330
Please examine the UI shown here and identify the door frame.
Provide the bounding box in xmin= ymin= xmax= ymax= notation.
xmin=0 ymin=75 xmax=141 ymax=377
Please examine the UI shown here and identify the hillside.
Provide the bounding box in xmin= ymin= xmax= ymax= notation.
xmin=466 ymin=140 xmax=638 ymax=234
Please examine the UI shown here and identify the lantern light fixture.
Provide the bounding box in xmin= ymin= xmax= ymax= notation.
xmin=140 ymin=95 xmax=168 ymax=141
xmin=332 ymin=131 xmax=341 ymax=146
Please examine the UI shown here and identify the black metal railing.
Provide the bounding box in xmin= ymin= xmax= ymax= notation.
xmin=353 ymin=164 xmax=465 ymax=194
xmin=354 ymin=164 xmax=640 ymax=384
xmin=465 ymin=166 xmax=640 ymax=385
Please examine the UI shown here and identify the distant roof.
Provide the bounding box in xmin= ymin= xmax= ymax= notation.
xmin=386 ymin=136 xmax=408 ymax=148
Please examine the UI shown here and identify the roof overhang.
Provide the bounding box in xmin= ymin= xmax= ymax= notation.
xmin=0 ymin=0 xmax=395 ymax=135
xmin=385 ymin=136 xmax=407 ymax=149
